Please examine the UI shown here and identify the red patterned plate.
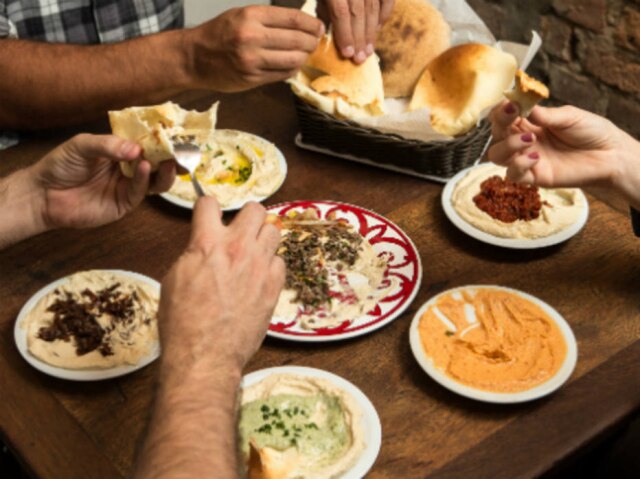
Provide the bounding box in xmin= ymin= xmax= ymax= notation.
xmin=267 ymin=201 xmax=422 ymax=342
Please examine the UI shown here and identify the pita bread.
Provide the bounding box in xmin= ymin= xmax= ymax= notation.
xmin=304 ymin=34 xmax=384 ymax=114
xmin=506 ymin=70 xmax=550 ymax=117
xmin=376 ymin=0 xmax=451 ymax=98
xmin=409 ymin=43 xmax=517 ymax=137
xmin=108 ymin=101 xmax=218 ymax=177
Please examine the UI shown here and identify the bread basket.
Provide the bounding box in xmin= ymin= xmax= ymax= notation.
xmin=293 ymin=96 xmax=492 ymax=182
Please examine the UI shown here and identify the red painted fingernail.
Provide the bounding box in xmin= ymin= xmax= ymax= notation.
xmin=504 ymin=102 xmax=517 ymax=115
xmin=521 ymin=133 xmax=534 ymax=142
xmin=528 ymin=152 xmax=540 ymax=160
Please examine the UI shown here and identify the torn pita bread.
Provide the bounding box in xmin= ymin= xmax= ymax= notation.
xmin=248 ymin=441 xmax=301 ymax=479
xmin=505 ymin=70 xmax=550 ymax=117
xmin=289 ymin=34 xmax=384 ymax=120
xmin=108 ymin=101 xmax=218 ymax=177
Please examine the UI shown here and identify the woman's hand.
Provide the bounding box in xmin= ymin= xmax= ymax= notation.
xmin=488 ymin=102 xmax=640 ymax=209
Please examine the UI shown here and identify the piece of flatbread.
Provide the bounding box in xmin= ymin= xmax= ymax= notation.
xmin=109 ymin=101 xmax=218 ymax=177
xmin=505 ymin=70 xmax=550 ymax=117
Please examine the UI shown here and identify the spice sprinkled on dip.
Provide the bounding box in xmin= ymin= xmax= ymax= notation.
xmin=418 ymin=287 xmax=567 ymax=393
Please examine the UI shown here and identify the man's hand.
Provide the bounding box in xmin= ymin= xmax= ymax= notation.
xmin=318 ymin=0 xmax=395 ymax=63
xmin=488 ymin=102 xmax=640 ymax=210
xmin=31 ymin=134 xmax=176 ymax=230
xmin=158 ymin=198 xmax=285 ymax=373
xmin=186 ymin=6 xmax=324 ymax=92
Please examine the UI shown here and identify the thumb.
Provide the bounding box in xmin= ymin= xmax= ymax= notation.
xmin=527 ymin=105 xmax=584 ymax=131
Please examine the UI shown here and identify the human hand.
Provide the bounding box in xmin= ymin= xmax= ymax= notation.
xmin=30 ymin=134 xmax=175 ymax=231
xmin=158 ymin=198 xmax=285 ymax=374
xmin=318 ymin=0 xmax=395 ymax=63
xmin=187 ymin=6 xmax=324 ymax=92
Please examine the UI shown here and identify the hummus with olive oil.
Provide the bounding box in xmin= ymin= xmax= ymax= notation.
xmin=239 ymin=374 xmax=365 ymax=479
xmin=273 ymin=210 xmax=393 ymax=330
xmin=452 ymin=164 xmax=585 ymax=239
xmin=23 ymin=270 xmax=159 ymax=370
xmin=169 ymin=129 xmax=285 ymax=207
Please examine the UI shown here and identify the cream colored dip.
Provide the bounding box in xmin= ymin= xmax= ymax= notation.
xmin=24 ymin=270 xmax=159 ymax=370
xmin=169 ymin=130 xmax=284 ymax=207
xmin=418 ymin=288 xmax=567 ymax=393
xmin=274 ymin=225 xmax=392 ymax=330
xmin=240 ymin=374 xmax=365 ymax=479
xmin=452 ymin=164 xmax=585 ymax=239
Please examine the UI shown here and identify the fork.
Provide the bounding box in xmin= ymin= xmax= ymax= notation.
xmin=171 ymin=135 xmax=205 ymax=198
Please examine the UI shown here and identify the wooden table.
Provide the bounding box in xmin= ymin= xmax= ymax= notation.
xmin=1 ymin=83 xmax=639 ymax=479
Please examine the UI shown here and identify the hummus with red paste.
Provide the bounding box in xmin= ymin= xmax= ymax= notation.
xmin=451 ymin=164 xmax=584 ymax=239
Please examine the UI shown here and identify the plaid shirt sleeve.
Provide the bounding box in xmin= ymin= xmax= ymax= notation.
xmin=1 ymin=0 xmax=183 ymax=43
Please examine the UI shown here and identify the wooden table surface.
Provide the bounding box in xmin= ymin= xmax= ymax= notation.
xmin=1 ymin=83 xmax=639 ymax=479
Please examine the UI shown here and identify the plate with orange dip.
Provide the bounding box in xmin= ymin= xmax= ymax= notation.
xmin=409 ymin=285 xmax=577 ymax=403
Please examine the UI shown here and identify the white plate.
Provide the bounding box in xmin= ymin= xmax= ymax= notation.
xmin=14 ymin=269 xmax=161 ymax=381
xmin=441 ymin=164 xmax=589 ymax=249
xmin=409 ymin=285 xmax=578 ymax=404
xmin=241 ymin=366 xmax=381 ymax=478
xmin=266 ymin=201 xmax=422 ymax=342
xmin=159 ymin=131 xmax=288 ymax=211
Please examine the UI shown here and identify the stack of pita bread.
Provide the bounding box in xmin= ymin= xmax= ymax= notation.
xmin=291 ymin=0 xmax=548 ymax=138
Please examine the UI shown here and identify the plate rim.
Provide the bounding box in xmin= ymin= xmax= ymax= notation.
xmin=14 ymin=269 xmax=161 ymax=381
xmin=408 ymin=284 xmax=578 ymax=404
xmin=265 ymin=200 xmax=423 ymax=343
xmin=241 ymin=365 xmax=382 ymax=479
xmin=441 ymin=164 xmax=589 ymax=249
xmin=159 ymin=130 xmax=288 ymax=212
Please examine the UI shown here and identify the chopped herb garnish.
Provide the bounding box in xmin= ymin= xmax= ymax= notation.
xmin=260 ymin=405 xmax=269 ymax=413
xmin=445 ymin=331 xmax=455 ymax=337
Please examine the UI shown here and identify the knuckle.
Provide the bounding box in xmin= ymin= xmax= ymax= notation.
xmin=332 ymin=1 xmax=351 ymax=18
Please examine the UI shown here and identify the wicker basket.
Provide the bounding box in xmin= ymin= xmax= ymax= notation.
xmin=294 ymin=96 xmax=492 ymax=181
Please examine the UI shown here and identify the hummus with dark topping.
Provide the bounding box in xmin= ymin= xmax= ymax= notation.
xmin=24 ymin=271 xmax=159 ymax=370
xmin=452 ymin=164 xmax=585 ymax=239
xmin=274 ymin=209 xmax=393 ymax=329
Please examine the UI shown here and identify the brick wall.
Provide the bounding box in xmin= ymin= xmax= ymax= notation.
xmin=273 ymin=0 xmax=640 ymax=137
xmin=467 ymin=0 xmax=640 ymax=137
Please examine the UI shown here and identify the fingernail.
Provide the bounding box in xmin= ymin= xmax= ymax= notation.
xmin=342 ymin=46 xmax=355 ymax=57
xmin=319 ymin=23 xmax=325 ymax=36
xmin=528 ymin=152 xmax=540 ymax=160
xmin=521 ymin=133 xmax=534 ymax=143
xmin=504 ymin=102 xmax=517 ymax=115
xmin=355 ymin=51 xmax=366 ymax=63
xmin=365 ymin=43 xmax=374 ymax=55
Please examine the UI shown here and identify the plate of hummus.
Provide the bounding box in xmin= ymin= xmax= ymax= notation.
xmin=266 ymin=201 xmax=422 ymax=342
xmin=14 ymin=270 xmax=160 ymax=381
xmin=409 ymin=285 xmax=578 ymax=403
xmin=442 ymin=164 xmax=589 ymax=248
xmin=239 ymin=366 xmax=381 ymax=479
xmin=160 ymin=129 xmax=287 ymax=211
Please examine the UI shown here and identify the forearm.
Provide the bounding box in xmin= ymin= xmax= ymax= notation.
xmin=134 ymin=356 xmax=243 ymax=479
xmin=0 ymin=31 xmax=193 ymax=130
xmin=0 ymin=167 xmax=48 ymax=249
xmin=612 ymin=133 xmax=640 ymax=211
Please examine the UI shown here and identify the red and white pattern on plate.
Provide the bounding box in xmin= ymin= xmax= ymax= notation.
xmin=266 ymin=201 xmax=422 ymax=341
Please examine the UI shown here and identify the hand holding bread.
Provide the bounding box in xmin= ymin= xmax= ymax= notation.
xmin=488 ymin=102 xmax=640 ymax=211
